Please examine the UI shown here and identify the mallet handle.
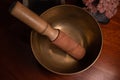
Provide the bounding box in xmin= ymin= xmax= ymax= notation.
xmin=10 ymin=1 xmax=58 ymax=41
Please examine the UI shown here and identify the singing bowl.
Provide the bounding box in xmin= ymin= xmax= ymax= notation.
xmin=30 ymin=5 xmax=102 ymax=75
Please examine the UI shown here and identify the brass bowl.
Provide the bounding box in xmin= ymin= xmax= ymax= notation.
xmin=31 ymin=5 xmax=102 ymax=75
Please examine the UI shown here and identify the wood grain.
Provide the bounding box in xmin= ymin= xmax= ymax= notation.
xmin=0 ymin=1 xmax=120 ymax=80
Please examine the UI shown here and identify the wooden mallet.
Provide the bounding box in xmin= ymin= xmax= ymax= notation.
xmin=10 ymin=1 xmax=85 ymax=60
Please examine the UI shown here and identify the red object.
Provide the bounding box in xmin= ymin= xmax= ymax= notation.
xmin=52 ymin=30 xmax=86 ymax=60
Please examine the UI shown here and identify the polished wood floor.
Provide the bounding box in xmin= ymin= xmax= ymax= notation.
xmin=0 ymin=1 xmax=120 ymax=80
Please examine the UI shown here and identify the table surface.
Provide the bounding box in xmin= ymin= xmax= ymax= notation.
xmin=0 ymin=1 xmax=120 ymax=80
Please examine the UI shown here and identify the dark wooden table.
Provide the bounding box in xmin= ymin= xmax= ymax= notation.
xmin=0 ymin=1 xmax=120 ymax=80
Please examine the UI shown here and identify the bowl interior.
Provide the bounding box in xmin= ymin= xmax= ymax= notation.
xmin=31 ymin=5 xmax=102 ymax=75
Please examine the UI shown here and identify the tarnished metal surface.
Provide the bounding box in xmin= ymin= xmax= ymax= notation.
xmin=31 ymin=5 xmax=102 ymax=75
